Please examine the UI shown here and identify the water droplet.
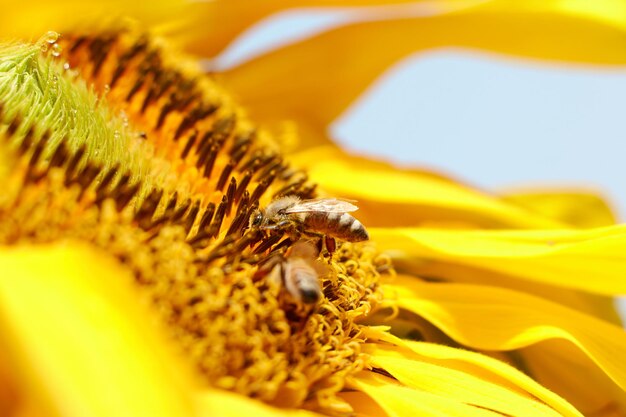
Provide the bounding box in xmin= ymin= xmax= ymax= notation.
xmin=113 ymin=130 xmax=121 ymax=140
xmin=38 ymin=31 xmax=60 ymax=53
xmin=119 ymin=111 xmax=129 ymax=128
xmin=63 ymin=62 xmax=70 ymax=70
xmin=50 ymin=75 xmax=59 ymax=92
xmin=45 ymin=31 xmax=60 ymax=44
xmin=51 ymin=43 xmax=62 ymax=57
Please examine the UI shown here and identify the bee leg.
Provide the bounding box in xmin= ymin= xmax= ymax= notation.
xmin=290 ymin=229 xmax=302 ymax=241
xmin=272 ymin=237 xmax=293 ymax=253
xmin=324 ymin=236 xmax=336 ymax=263
xmin=315 ymin=237 xmax=324 ymax=256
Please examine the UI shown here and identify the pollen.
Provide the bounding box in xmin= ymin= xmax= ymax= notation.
xmin=0 ymin=29 xmax=394 ymax=413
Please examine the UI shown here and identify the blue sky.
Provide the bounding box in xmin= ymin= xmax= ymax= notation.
xmin=216 ymin=10 xmax=626 ymax=318
xmin=333 ymin=51 xmax=626 ymax=216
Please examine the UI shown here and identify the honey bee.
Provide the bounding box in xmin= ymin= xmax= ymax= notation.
xmin=258 ymin=241 xmax=327 ymax=304
xmin=250 ymin=196 xmax=369 ymax=246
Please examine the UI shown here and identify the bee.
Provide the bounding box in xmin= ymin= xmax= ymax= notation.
xmin=257 ymin=241 xmax=327 ymax=304
xmin=250 ymin=196 xmax=369 ymax=248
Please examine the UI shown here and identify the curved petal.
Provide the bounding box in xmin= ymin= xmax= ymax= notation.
xmin=291 ymin=146 xmax=564 ymax=229
xmin=171 ymin=0 xmax=429 ymax=58
xmin=367 ymin=345 xmax=577 ymax=417
xmin=362 ymin=328 xmax=583 ymax=417
xmin=391 ymin=258 xmax=623 ymax=325
xmin=167 ymin=1 xmax=283 ymax=58
xmin=221 ymin=0 xmax=626 ymax=132
xmin=350 ymin=371 xmax=507 ymax=417
xmin=337 ymin=391 xmax=391 ymax=417
xmin=519 ymin=341 xmax=626 ymax=416
xmin=195 ymin=389 xmax=325 ymax=417
xmin=500 ymin=189 xmax=617 ymax=228
xmin=385 ymin=276 xmax=626 ymax=393
xmin=0 ymin=0 xmax=184 ymax=41
xmin=0 ymin=243 xmax=195 ymax=417
xmin=372 ymin=225 xmax=626 ymax=295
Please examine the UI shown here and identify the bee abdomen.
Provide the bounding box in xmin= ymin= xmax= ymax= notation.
xmin=283 ymin=260 xmax=321 ymax=304
xmin=304 ymin=212 xmax=369 ymax=242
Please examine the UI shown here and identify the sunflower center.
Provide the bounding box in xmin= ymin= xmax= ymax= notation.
xmin=0 ymin=30 xmax=394 ymax=413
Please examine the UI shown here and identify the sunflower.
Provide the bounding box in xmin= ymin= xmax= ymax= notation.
xmin=1 ymin=2 xmax=626 ymax=417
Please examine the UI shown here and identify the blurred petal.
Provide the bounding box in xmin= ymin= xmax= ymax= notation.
xmin=195 ymin=389 xmax=324 ymax=417
xmin=167 ymin=1 xmax=281 ymax=58
xmin=519 ymin=341 xmax=626 ymax=416
xmin=386 ymin=276 xmax=626 ymax=393
xmin=171 ymin=0 xmax=427 ymax=58
xmin=500 ymin=189 xmax=617 ymax=228
xmin=337 ymin=391 xmax=390 ymax=417
xmin=291 ymin=146 xmax=564 ymax=229
xmin=372 ymin=225 xmax=626 ymax=294
xmin=221 ymin=0 xmax=626 ymax=131
xmin=0 ymin=243 xmax=195 ymax=417
xmin=0 ymin=0 xmax=184 ymax=41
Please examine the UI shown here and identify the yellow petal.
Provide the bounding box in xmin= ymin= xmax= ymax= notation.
xmin=372 ymin=225 xmax=626 ymax=295
xmin=500 ymin=189 xmax=617 ymax=228
xmin=362 ymin=327 xmax=583 ymax=417
xmin=195 ymin=389 xmax=324 ymax=417
xmin=363 ymin=328 xmax=621 ymax=415
xmin=366 ymin=344 xmax=577 ymax=417
xmin=171 ymin=0 xmax=425 ymax=58
xmin=392 ymin=258 xmax=623 ymax=325
xmin=0 ymin=243 xmax=194 ymax=417
xmin=338 ymin=391 xmax=390 ymax=417
xmin=0 ymin=0 xmax=184 ymax=41
xmin=350 ymin=371 xmax=506 ymax=417
xmin=385 ymin=222 xmax=624 ymax=332
xmin=519 ymin=341 xmax=626 ymax=416
xmin=291 ymin=146 xmax=564 ymax=229
xmin=386 ymin=276 xmax=626 ymax=393
xmin=167 ymin=1 xmax=280 ymax=58
xmin=221 ymin=0 xmax=626 ymax=131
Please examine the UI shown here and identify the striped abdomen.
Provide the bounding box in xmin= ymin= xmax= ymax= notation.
xmin=282 ymin=258 xmax=322 ymax=304
xmin=302 ymin=212 xmax=369 ymax=242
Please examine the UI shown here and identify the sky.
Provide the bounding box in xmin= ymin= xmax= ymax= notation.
xmin=215 ymin=9 xmax=626 ymax=318
xmin=334 ymin=51 xmax=626 ymax=214
xmin=217 ymin=9 xmax=626 ymax=216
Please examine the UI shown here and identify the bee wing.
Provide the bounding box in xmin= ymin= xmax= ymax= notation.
xmin=284 ymin=198 xmax=358 ymax=214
